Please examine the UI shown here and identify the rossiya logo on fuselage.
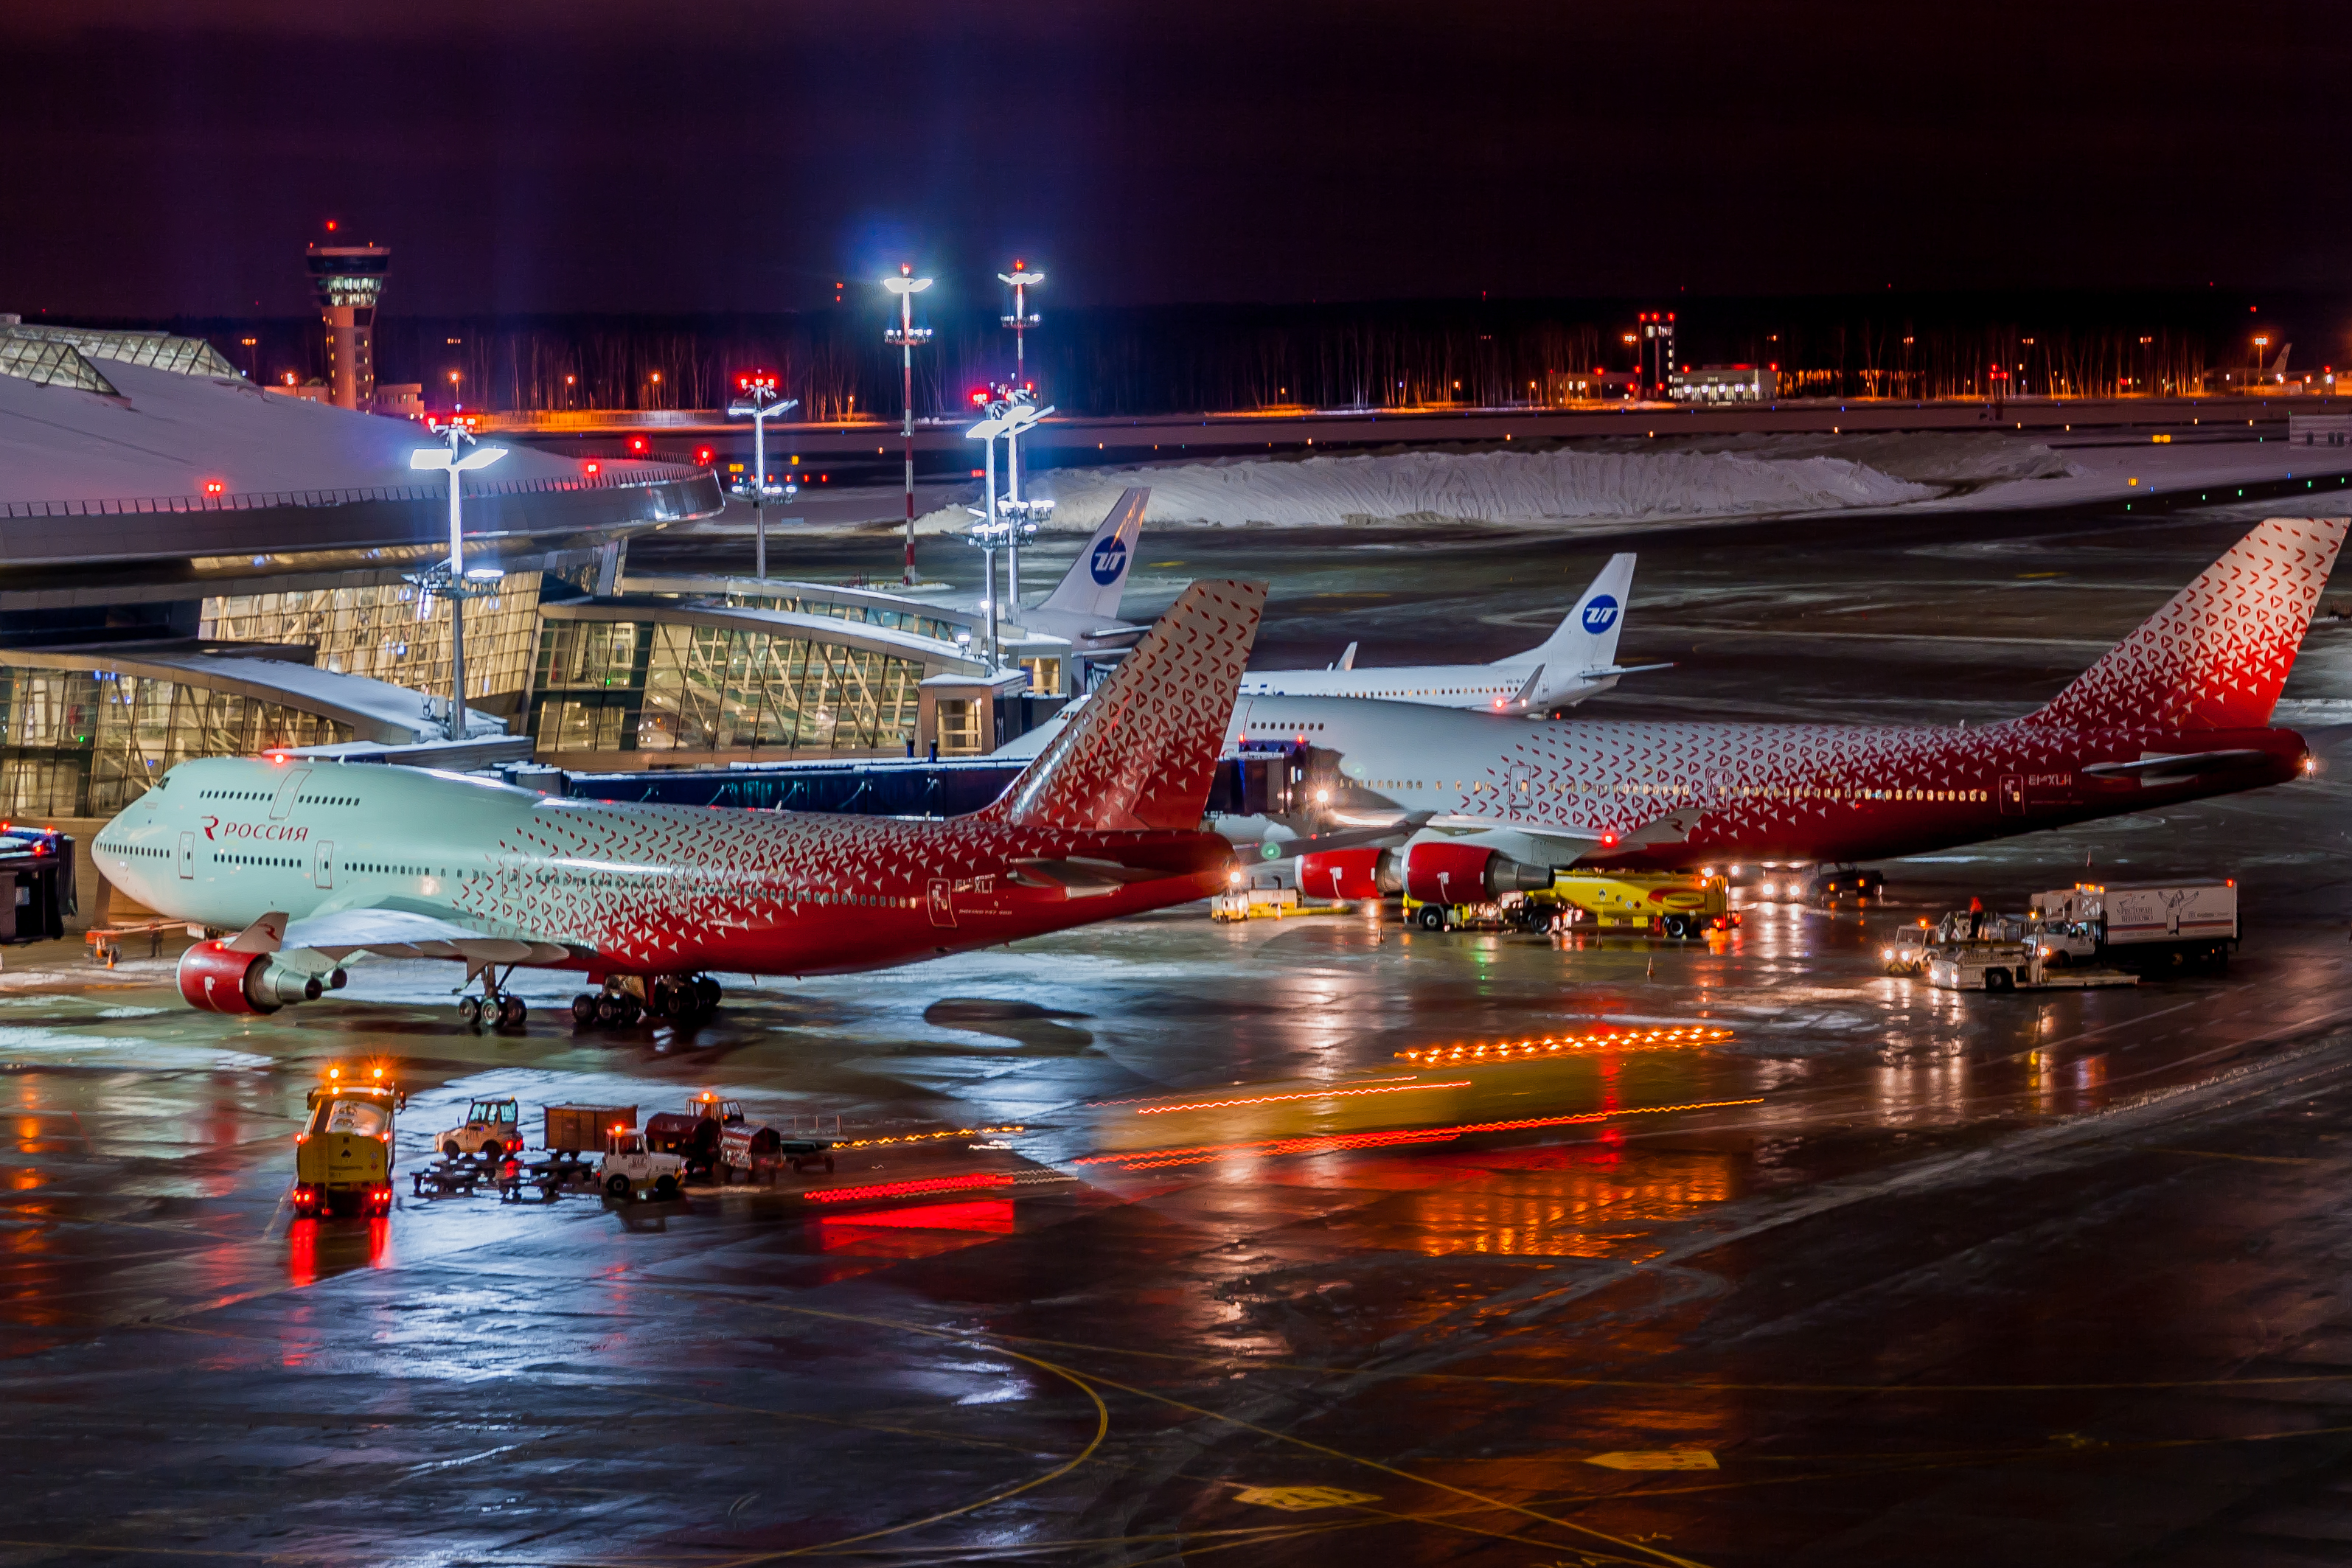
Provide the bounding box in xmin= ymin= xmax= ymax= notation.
xmin=201 ymin=815 xmax=308 ymax=843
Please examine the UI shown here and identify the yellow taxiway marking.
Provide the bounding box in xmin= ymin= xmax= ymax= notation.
xmin=1589 ymin=1450 xmax=1719 ymax=1471
xmin=1234 ymin=1485 xmax=1383 ymax=1510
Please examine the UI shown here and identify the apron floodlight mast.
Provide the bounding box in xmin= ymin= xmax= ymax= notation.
xmin=406 ymin=419 xmax=508 ymax=742
xmin=726 ymin=372 xmax=799 ymax=579
xmin=998 ymin=262 xmax=1043 ymax=391
xmin=882 ymin=265 xmax=934 ymax=586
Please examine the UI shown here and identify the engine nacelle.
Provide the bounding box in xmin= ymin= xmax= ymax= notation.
xmin=177 ymin=941 xmax=323 ymax=1014
xmin=1296 ymin=847 xmax=1398 ymax=901
xmin=1403 ymin=843 xmax=1552 ymax=906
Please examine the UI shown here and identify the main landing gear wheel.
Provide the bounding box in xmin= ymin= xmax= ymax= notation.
xmin=695 ymin=975 xmax=722 ymax=1010
xmin=496 ymin=995 xmax=528 ymax=1030
xmin=457 ymin=995 xmax=483 ymax=1028
xmin=571 ymin=994 xmax=599 ymax=1027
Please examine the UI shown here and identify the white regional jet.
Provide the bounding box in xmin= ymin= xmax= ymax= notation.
xmin=1235 ymin=553 xmax=1660 ymax=717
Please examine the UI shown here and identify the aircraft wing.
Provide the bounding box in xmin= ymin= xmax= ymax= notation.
xmin=1233 ymin=813 xmax=1433 ymax=863
xmin=282 ymin=908 xmax=577 ymax=965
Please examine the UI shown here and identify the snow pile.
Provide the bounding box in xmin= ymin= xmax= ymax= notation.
xmin=917 ymin=446 xmax=1930 ymax=533
xmin=908 ymin=433 xmax=2089 ymax=534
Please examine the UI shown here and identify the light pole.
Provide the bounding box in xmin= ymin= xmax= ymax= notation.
xmin=965 ymin=397 xmax=1011 ymax=665
xmin=997 ymin=394 xmax=1054 ymax=604
xmin=727 ymin=372 xmax=800 ymax=579
xmin=882 ymin=264 xmax=934 ymax=586
xmin=406 ymin=419 xmax=508 ymax=742
xmin=998 ymin=262 xmax=1043 ymax=390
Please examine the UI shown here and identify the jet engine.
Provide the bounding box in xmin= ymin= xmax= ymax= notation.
xmin=177 ymin=941 xmax=324 ymax=1014
xmin=1403 ymin=843 xmax=1552 ymax=905
xmin=1296 ymin=846 xmax=1398 ymax=901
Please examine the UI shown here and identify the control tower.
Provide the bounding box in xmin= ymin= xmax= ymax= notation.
xmin=305 ymin=243 xmax=390 ymax=411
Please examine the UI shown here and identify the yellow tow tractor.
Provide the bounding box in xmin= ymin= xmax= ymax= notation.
xmin=293 ymin=1065 xmax=405 ymax=1219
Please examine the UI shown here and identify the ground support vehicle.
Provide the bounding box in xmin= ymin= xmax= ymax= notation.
xmin=410 ymin=1157 xmax=490 ymax=1199
xmin=1500 ymin=871 xmax=1734 ymax=938
xmin=1929 ymin=944 xmax=2139 ymax=993
xmin=546 ymin=1104 xmax=637 ymax=1158
xmin=293 ymin=1073 xmax=400 ymax=1216
xmin=2029 ymin=880 xmax=2238 ymax=975
xmin=1211 ymin=887 xmax=1349 ymax=921
xmin=597 ymin=1131 xmax=685 ymax=1201
xmin=719 ymin=1115 xmax=840 ymax=1182
xmin=436 ymin=1096 xmax=524 ymax=1159
xmin=647 ymin=1094 xmax=744 ymax=1181
xmin=1808 ymin=867 xmax=1886 ymax=907
xmin=1882 ymin=920 xmax=1937 ymax=975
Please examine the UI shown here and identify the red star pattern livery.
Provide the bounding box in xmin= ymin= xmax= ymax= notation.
xmin=93 ymin=581 xmax=1267 ymax=1025
xmin=1264 ymin=518 xmax=2345 ymax=883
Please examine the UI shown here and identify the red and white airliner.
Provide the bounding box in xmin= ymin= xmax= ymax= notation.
xmin=1265 ymin=518 xmax=2346 ymax=906
xmin=92 ymin=581 xmax=1267 ymax=1029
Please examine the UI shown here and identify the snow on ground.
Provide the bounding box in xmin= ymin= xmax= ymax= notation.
xmin=900 ymin=432 xmax=2085 ymax=535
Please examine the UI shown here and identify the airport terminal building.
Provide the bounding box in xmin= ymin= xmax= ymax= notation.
xmin=0 ymin=313 xmax=1010 ymax=916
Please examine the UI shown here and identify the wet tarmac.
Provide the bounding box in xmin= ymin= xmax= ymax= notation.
xmin=8 ymin=503 xmax=2352 ymax=1566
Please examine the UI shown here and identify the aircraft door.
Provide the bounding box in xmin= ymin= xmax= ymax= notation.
xmin=315 ymin=841 xmax=335 ymax=890
xmin=177 ymin=831 xmax=195 ymax=879
xmin=1998 ymin=775 xmax=2025 ymax=815
xmin=268 ymin=768 xmax=311 ymax=820
xmin=927 ymin=877 xmax=956 ymax=928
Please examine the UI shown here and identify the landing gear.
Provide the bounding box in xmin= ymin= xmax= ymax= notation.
xmin=1416 ymin=905 xmax=1446 ymax=931
xmin=568 ymin=975 xmax=722 ymax=1032
xmin=457 ymin=966 xmax=527 ymax=1033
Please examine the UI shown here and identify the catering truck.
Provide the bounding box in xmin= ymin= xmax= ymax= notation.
xmin=2028 ymin=880 xmax=2238 ymax=974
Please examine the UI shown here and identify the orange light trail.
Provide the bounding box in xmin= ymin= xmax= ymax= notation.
xmin=1134 ymin=1080 xmax=1472 ymax=1115
xmin=1395 ymin=1025 xmax=1733 ymax=1065
xmin=805 ymin=1173 xmax=1015 ymax=1204
xmin=1082 ymin=1097 xmax=1765 ymax=1168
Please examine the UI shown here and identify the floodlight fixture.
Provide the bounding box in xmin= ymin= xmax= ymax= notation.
xmin=882 ymin=264 xmax=936 ymax=585
xmin=727 ymin=372 xmax=799 ymax=579
xmin=998 ymin=261 xmax=1044 ymax=388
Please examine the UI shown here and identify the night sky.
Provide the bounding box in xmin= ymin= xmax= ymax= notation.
xmin=6 ymin=1 xmax=2348 ymax=318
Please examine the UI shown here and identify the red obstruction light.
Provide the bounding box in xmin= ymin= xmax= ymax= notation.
xmin=695 ymin=447 xmax=714 ymax=464
xmin=626 ymin=436 xmax=649 ymax=455
xmin=201 ymin=478 xmax=226 ymax=497
xmin=585 ymin=461 xmax=601 ymax=475
xmin=969 ymin=387 xmax=990 ymax=407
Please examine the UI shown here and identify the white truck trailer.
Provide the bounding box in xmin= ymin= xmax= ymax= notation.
xmin=2028 ymin=880 xmax=2238 ymax=975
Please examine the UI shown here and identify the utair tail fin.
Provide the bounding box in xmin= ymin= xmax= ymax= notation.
xmin=1515 ymin=552 xmax=1637 ymax=675
xmin=1330 ymin=641 xmax=1358 ymax=671
xmin=980 ymin=579 xmax=1266 ymax=831
xmin=1035 ymin=487 xmax=1148 ymax=622
xmin=2022 ymin=517 xmax=2347 ymax=732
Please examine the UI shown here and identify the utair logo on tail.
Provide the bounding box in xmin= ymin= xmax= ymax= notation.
xmin=1090 ymin=535 xmax=1129 ymax=585
xmin=1580 ymin=594 xmax=1621 ymax=634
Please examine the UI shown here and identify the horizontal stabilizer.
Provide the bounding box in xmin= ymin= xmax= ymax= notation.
xmin=2081 ymin=749 xmax=2273 ymax=781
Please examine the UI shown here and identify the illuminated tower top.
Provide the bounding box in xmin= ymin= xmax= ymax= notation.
xmin=305 ymin=242 xmax=390 ymax=411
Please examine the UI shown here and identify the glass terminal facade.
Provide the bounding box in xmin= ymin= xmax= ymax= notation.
xmin=199 ymin=574 xmax=543 ymax=710
xmin=529 ymin=616 xmax=927 ymax=760
xmin=0 ymin=668 xmax=350 ymax=820
xmin=712 ymin=588 xmax=967 ymax=645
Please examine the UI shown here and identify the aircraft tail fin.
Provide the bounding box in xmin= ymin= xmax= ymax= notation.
xmin=2023 ymin=517 xmax=2346 ymax=731
xmin=980 ymin=579 xmax=1266 ymax=831
xmin=1331 ymin=641 xmax=1358 ymax=671
xmin=1517 ymin=552 xmax=1637 ymax=672
xmin=1035 ymin=487 xmax=1148 ymax=620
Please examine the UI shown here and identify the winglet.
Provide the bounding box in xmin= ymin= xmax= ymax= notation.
xmin=1332 ymin=641 xmax=1359 ymax=672
xmin=223 ymin=912 xmax=288 ymax=954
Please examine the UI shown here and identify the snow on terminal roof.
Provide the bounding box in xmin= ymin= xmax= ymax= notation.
xmin=0 ymin=353 xmax=590 ymax=506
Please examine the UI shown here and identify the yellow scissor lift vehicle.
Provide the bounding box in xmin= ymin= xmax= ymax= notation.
xmin=293 ymin=1067 xmax=405 ymax=1219
xmin=1404 ymin=870 xmax=1736 ymax=938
